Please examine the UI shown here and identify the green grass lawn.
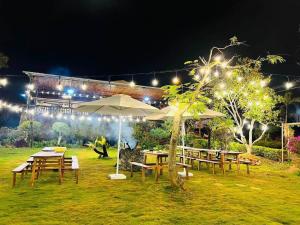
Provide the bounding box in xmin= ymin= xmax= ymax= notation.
xmin=1 ymin=147 xmax=300 ymax=225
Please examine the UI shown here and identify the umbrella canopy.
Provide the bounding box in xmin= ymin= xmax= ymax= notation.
xmin=145 ymin=106 xmax=225 ymax=121
xmin=75 ymin=94 xmax=160 ymax=180
xmin=76 ymin=94 xmax=160 ymax=117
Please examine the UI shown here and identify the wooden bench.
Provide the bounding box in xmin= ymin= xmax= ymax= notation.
xmin=239 ymin=160 xmax=251 ymax=174
xmin=176 ymin=162 xmax=192 ymax=179
xmin=130 ymin=162 xmax=154 ymax=182
xmin=72 ymin=156 xmax=79 ymax=184
xmin=12 ymin=163 xmax=30 ymax=187
xmin=195 ymin=159 xmax=222 ymax=174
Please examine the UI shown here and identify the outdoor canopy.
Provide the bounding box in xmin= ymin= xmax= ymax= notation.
xmin=75 ymin=94 xmax=161 ymax=180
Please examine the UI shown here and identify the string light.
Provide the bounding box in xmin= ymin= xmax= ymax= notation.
xmin=285 ymin=82 xmax=293 ymax=90
xmin=260 ymin=80 xmax=267 ymax=87
xmin=214 ymin=55 xmax=222 ymax=62
xmin=226 ymin=71 xmax=232 ymax=77
xmin=172 ymin=71 xmax=180 ymax=85
xmin=81 ymin=82 xmax=87 ymax=91
xmin=0 ymin=78 xmax=8 ymax=86
xmin=237 ymin=76 xmax=243 ymax=82
xmin=129 ymin=80 xmax=136 ymax=87
xmin=56 ymin=77 xmax=63 ymax=91
xmin=194 ymin=74 xmax=200 ymax=80
xmin=261 ymin=124 xmax=268 ymax=131
xmin=214 ymin=70 xmax=219 ymax=77
xmin=26 ymin=83 xmax=35 ymax=91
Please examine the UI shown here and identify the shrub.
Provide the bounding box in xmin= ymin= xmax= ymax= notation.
xmin=254 ymin=140 xmax=282 ymax=149
xmin=287 ymin=136 xmax=300 ymax=154
xmin=193 ymin=138 xmax=208 ymax=148
xmin=229 ymin=142 xmax=287 ymax=161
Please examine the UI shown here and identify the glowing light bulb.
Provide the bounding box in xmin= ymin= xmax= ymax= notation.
xmin=0 ymin=78 xmax=8 ymax=86
xmin=285 ymin=82 xmax=293 ymax=90
xmin=262 ymin=125 xmax=268 ymax=131
xmin=172 ymin=76 xmax=180 ymax=85
xmin=221 ymin=62 xmax=228 ymax=68
xmin=214 ymin=55 xmax=222 ymax=62
xmin=56 ymin=83 xmax=63 ymax=91
xmin=27 ymin=83 xmax=35 ymax=91
xmin=226 ymin=71 xmax=232 ymax=77
xmin=237 ymin=76 xmax=243 ymax=82
xmin=152 ymin=78 xmax=159 ymax=86
xmin=81 ymin=83 xmax=87 ymax=90
xmin=260 ymin=80 xmax=266 ymax=87
xmin=130 ymin=80 xmax=136 ymax=87
xmin=214 ymin=70 xmax=219 ymax=77
xmin=194 ymin=74 xmax=200 ymax=80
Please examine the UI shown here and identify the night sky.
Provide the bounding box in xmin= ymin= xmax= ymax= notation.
xmin=0 ymin=0 xmax=300 ymax=125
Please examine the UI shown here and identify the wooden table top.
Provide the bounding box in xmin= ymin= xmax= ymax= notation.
xmin=143 ymin=151 xmax=168 ymax=156
xmin=177 ymin=146 xmax=242 ymax=154
xmin=31 ymin=151 xmax=65 ymax=158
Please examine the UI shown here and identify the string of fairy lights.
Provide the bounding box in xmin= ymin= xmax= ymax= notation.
xmin=1 ymin=58 xmax=300 ymax=120
xmin=0 ymin=99 xmax=147 ymax=123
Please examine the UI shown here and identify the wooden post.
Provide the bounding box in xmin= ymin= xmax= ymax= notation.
xmin=281 ymin=123 xmax=284 ymax=163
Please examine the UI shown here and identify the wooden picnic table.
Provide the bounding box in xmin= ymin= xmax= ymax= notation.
xmin=178 ymin=146 xmax=243 ymax=174
xmin=30 ymin=151 xmax=65 ymax=186
xmin=143 ymin=150 xmax=168 ymax=181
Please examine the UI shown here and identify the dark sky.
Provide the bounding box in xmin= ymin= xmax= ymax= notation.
xmin=0 ymin=0 xmax=300 ymax=101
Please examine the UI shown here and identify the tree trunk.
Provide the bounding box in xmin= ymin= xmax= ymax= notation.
xmin=245 ymin=144 xmax=252 ymax=154
xmin=168 ymin=111 xmax=183 ymax=187
xmin=57 ymin=133 xmax=62 ymax=145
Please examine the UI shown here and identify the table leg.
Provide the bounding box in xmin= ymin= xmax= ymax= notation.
xmin=30 ymin=159 xmax=37 ymax=187
xmin=58 ymin=158 xmax=62 ymax=184
xmin=159 ymin=157 xmax=163 ymax=175
xmin=155 ymin=157 xmax=159 ymax=182
xmin=221 ymin=153 xmax=225 ymax=175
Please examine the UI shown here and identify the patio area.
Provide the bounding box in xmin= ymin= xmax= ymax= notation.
xmin=1 ymin=147 xmax=300 ymax=225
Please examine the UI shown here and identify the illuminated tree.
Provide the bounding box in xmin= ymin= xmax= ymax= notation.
xmin=213 ymin=57 xmax=283 ymax=154
xmin=163 ymin=37 xmax=284 ymax=187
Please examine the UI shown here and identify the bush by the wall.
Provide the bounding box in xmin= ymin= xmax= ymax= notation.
xmin=254 ymin=140 xmax=282 ymax=149
xmin=229 ymin=142 xmax=287 ymax=161
xmin=193 ymin=138 xmax=208 ymax=148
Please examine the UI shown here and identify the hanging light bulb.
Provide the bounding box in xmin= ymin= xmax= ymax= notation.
xmin=214 ymin=70 xmax=219 ymax=77
xmin=214 ymin=55 xmax=222 ymax=62
xmin=285 ymin=82 xmax=293 ymax=90
xmin=129 ymin=80 xmax=136 ymax=87
xmin=0 ymin=78 xmax=8 ymax=86
xmin=56 ymin=82 xmax=63 ymax=91
xmin=172 ymin=71 xmax=180 ymax=84
xmin=194 ymin=74 xmax=200 ymax=80
xmin=237 ymin=76 xmax=243 ymax=82
xmin=151 ymin=78 xmax=159 ymax=86
xmin=26 ymin=83 xmax=35 ymax=91
xmin=81 ymin=82 xmax=87 ymax=91
xmin=260 ymin=80 xmax=267 ymax=87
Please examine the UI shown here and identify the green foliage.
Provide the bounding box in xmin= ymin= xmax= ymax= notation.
xmin=52 ymin=122 xmax=71 ymax=145
xmin=19 ymin=120 xmax=42 ymax=141
xmin=193 ymin=138 xmax=208 ymax=148
xmin=52 ymin=122 xmax=71 ymax=136
xmin=133 ymin=121 xmax=171 ymax=149
xmin=229 ymin=142 xmax=287 ymax=161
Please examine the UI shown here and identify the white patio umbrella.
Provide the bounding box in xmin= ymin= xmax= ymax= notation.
xmin=145 ymin=105 xmax=225 ymax=177
xmin=75 ymin=94 xmax=160 ymax=180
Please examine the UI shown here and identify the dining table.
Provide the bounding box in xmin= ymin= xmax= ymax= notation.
xmin=30 ymin=151 xmax=65 ymax=186
xmin=143 ymin=150 xmax=168 ymax=181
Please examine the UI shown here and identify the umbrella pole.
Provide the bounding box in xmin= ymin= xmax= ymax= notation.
xmin=116 ymin=116 xmax=122 ymax=174
xmin=108 ymin=116 xmax=126 ymax=179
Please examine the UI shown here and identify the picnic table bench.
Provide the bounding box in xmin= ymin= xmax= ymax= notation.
xmin=12 ymin=163 xmax=31 ymax=187
xmin=130 ymin=162 xmax=155 ymax=181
